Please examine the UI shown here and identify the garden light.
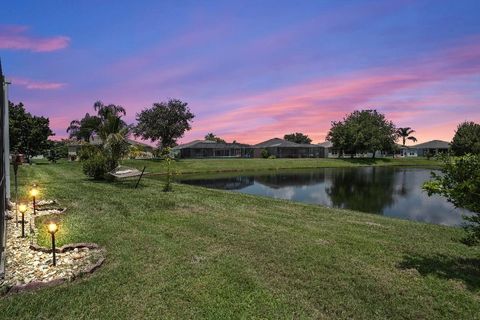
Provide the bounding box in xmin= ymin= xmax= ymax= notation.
xmin=30 ymin=184 xmax=39 ymax=216
xmin=47 ymin=222 xmax=59 ymax=266
xmin=18 ymin=203 xmax=27 ymax=238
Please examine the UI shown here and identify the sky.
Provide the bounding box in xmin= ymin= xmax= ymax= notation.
xmin=1 ymin=0 xmax=479 ymax=145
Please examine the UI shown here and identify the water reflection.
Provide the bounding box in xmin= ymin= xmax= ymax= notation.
xmin=178 ymin=167 xmax=472 ymax=226
xmin=325 ymin=167 xmax=397 ymax=214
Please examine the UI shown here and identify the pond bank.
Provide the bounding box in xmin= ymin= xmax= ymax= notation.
xmin=124 ymin=157 xmax=442 ymax=176
xmin=2 ymin=161 xmax=478 ymax=319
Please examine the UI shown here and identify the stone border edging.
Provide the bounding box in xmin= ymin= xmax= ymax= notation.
xmin=6 ymin=256 xmax=106 ymax=295
xmin=29 ymin=242 xmax=101 ymax=253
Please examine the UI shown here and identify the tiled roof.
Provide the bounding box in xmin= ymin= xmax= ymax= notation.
xmin=254 ymin=138 xmax=319 ymax=148
xmin=412 ymin=140 xmax=450 ymax=149
xmin=173 ymin=140 xmax=250 ymax=149
xmin=317 ymin=141 xmax=333 ymax=148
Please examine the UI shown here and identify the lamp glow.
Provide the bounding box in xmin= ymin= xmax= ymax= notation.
xmin=29 ymin=187 xmax=39 ymax=198
xmin=18 ymin=203 xmax=27 ymax=238
xmin=48 ymin=222 xmax=58 ymax=234
xmin=47 ymin=221 xmax=59 ymax=266
xmin=18 ymin=204 xmax=27 ymax=213
xmin=30 ymin=184 xmax=39 ymax=217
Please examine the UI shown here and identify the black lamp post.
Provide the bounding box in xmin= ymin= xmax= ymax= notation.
xmin=47 ymin=222 xmax=58 ymax=266
xmin=29 ymin=184 xmax=39 ymax=238
xmin=30 ymin=184 xmax=39 ymax=216
xmin=18 ymin=203 xmax=27 ymax=238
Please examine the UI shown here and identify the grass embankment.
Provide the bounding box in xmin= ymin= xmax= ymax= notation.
xmin=122 ymin=157 xmax=441 ymax=175
xmin=1 ymin=161 xmax=478 ymax=319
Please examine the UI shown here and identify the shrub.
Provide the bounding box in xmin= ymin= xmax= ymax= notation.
xmin=423 ymin=154 xmax=480 ymax=245
xmin=78 ymin=144 xmax=101 ymax=161
xmin=261 ymin=149 xmax=270 ymax=159
xmin=268 ymin=155 xmax=277 ymax=159
xmin=82 ymin=152 xmax=108 ymax=180
xmin=82 ymin=151 xmax=108 ymax=179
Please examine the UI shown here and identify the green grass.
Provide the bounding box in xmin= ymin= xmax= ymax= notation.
xmin=123 ymin=157 xmax=441 ymax=175
xmin=1 ymin=160 xmax=478 ymax=319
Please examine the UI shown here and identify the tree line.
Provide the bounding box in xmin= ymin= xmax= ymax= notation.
xmin=9 ymin=100 xmax=480 ymax=163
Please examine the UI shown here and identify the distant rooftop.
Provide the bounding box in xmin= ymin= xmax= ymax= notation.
xmin=254 ymin=138 xmax=319 ymax=148
xmin=317 ymin=141 xmax=333 ymax=148
xmin=412 ymin=140 xmax=450 ymax=149
xmin=173 ymin=140 xmax=250 ymax=149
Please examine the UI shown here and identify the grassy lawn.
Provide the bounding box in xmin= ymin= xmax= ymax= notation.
xmin=123 ymin=157 xmax=441 ymax=175
xmin=1 ymin=160 xmax=478 ymax=319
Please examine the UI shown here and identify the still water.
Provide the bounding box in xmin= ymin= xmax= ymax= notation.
xmin=177 ymin=167 xmax=472 ymax=226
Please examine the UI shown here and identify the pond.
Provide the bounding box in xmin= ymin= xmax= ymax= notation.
xmin=176 ymin=167 xmax=472 ymax=226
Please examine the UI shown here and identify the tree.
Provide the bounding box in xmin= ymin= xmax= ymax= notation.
xmin=134 ymin=99 xmax=194 ymax=149
xmin=326 ymin=120 xmax=355 ymax=157
xmin=66 ymin=101 xmax=127 ymax=142
xmin=326 ymin=110 xmax=397 ymax=159
xmin=67 ymin=113 xmax=101 ymax=141
xmin=93 ymin=101 xmax=128 ymax=141
xmin=205 ymin=133 xmax=226 ymax=143
xmin=396 ymin=127 xmax=417 ymax=146
xmin=423 ymin=154 xmax=480 ymax=245
xmin=451 ymin=121 xmax=480 ymax=156
xmin=9 ymin=101 xmax=54 ymax=162
xmin=284 ymin=132 xmax=312 ymax=144
xmin=45 ymin=140 xmax=68 ymax=163
xmin=70 ymin=101 xmax=131 ymax=178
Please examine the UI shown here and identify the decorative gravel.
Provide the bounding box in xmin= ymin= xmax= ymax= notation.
xmin=1 ymin=202 xmax=105 ymax=294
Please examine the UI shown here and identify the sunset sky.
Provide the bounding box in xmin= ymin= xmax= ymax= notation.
xmin=1 ymin=0 xmax=479 ymax=145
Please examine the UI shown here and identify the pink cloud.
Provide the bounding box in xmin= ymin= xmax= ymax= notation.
xmin=11 ymin=77 xmax=66 ymax=90
xmin=183 ymin=36 xmax=480 ymax=144
xmin=0 ymin=25 xmax=70 ymax=52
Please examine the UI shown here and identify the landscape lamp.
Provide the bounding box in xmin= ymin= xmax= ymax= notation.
xmin=18 ymin=203 xmax=27 ymax=238
xmin=47 ymin=222 xmax=59 ymax=266
xmin=30 ymin=184 xmax=39 ymax=215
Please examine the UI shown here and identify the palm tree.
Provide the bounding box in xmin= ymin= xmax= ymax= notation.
xmin=66 ymin=101 xmax=127 ymax=142
xmin=204 ymin=133 xmax=225 ymax=143
xmin=93 ymin=101 xmax=126 ymax=121
xmin=66 ymin=113 xmax=101 ymax=141
xmin=94 ymin=101 xmax=130 ymax=169
xmin=396 ymin=127 xmax=418 ymax=146
xmin=67 ymin=101 xmax=130 ymax=170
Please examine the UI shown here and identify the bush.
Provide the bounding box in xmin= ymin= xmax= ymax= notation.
xmin=268 ymin=155 xmax=276 ymax=159
xmin=78 ymin=144 xmax=101 ymax=161
xmin=261 ymin=149 xmax=270 ymax=159
xmin=82 ymin=152 xmax=108 ymax=179
xmin=423 ymin=154 xmax=480 ymax=245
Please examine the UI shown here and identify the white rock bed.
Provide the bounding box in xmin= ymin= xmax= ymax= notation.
xmin=1 ymin=203 xmax=105 ymax=292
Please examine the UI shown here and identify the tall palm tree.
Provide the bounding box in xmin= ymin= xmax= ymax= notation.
xmin=396 ymin=127 xmax=418 ymax=146
xmin=93 ymin=101 xmax=126 ymax=121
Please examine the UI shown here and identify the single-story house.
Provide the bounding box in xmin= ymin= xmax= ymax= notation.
xmin=317 ymin=141 xmax=404 ymax=158
xmin=398 ymin=145 xmax=418 ymax=157
xmin=411 ymin=140 xmax=450 ymax=156
xmin=317 ymin=141 xmax=337 ymax=158
xmin=173 ymin=140 xmax=253 ymax=158
xmin=253 ymin=138 xmax=322 ymax=158
xmin=317 ymin=139 xmax=450 ymax=158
